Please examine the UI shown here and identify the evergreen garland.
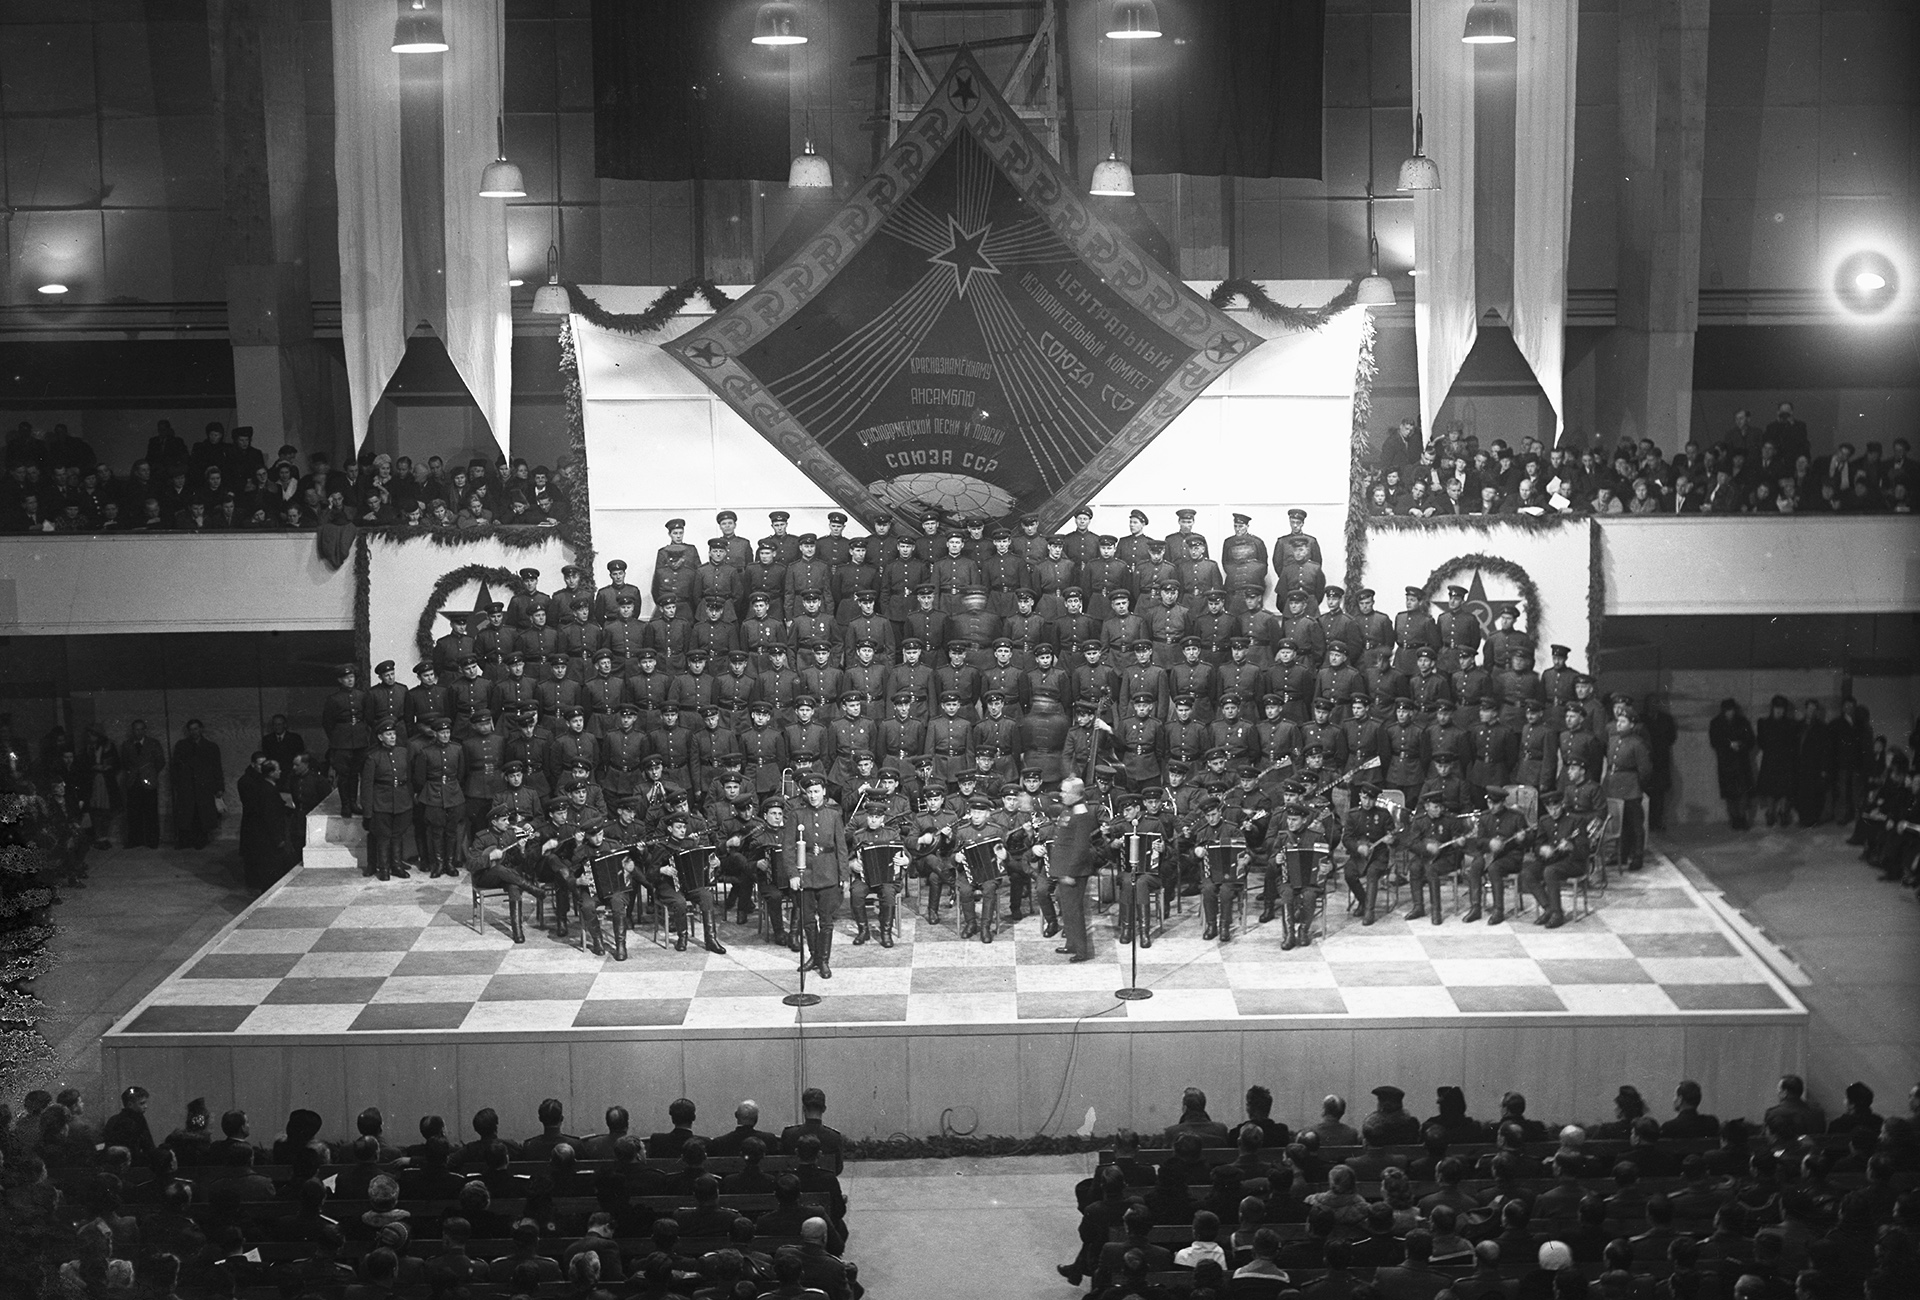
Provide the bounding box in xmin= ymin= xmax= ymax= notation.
xmin=1343 ymin=312 xmax=1378 ymax=598
xmin=1209 ymin=278 xmax=1361 ymax=330
xmin=1588 ymin=518 xmax=1606 ymax=670
xmin=563 ymin=280 xmax=734 ymax=336
xmin=0 ymin=790 xmax=60 ymax=1094
xmin=555 ymin=318 xmax=595 ymax=560
xmin=413 ymin=564 xmax=523 ymax=662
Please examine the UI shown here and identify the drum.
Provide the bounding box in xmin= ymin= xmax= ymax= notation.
xmin=860 ymin=843 xmax=906 ymax=886
xmin=1205 ymin=840 xmax=1250 ymax=880
xmin=1121 ymin=830 xmax=1161 ymax=873
xmin=961 ymin=838 xmax=1003 ymax=886
xmin=676 ymin=845 xmax=721 ymax=889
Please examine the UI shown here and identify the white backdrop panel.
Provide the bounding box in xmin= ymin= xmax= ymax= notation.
xmin=1361 ymin=521 xmax=1596 ymax=674
xmin=365 ymin=533 xmax=575 ymax=676
xmin=574 ymin=285 xmax=1366 ymax=604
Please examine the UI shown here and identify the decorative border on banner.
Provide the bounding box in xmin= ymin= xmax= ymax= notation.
xmin=413 ymin=564 xmax=522 ymax=662
xmin=1210 ymin=278 xmax=1361 ymax=332
xmin=1343 ymin=311 xmax=1378 ymax=597
xmin=1415 ymin=550 xmax=1545 ymax=663
xmin=661 ymin=47 xmax=1264 ymax=534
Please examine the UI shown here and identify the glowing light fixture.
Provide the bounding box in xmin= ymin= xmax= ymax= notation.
xmin=391 ymin=0 xmax=447 ymax=54
xmin=478 ymin=15 xmax=523 ymax=198
xmin=1834 ymin=250 xmax=1898 ymax=317
xmin=1356 ymin=198 xmax=1396 ymax=307
xmin=1397 ymin=111 xmax=1441 ymax=191
xmin=752 ymin=3 xmax=806 ymax=45
xmin=1107 ymin=0 xmax=1162 ymax=39
xmin=788 ymin=136 xmax=833 ymax=189
xmin=1462 ymin=0 xmax=1516 ymax=44
xmin=36 ymin=283 xmax=68 ymax=296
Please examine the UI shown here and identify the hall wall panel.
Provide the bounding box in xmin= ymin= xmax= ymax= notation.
xmin=1017 ymin=1029 xmax=1132 ymax=1137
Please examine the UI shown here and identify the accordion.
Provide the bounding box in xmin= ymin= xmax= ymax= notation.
xmin=1205 ymin=840 xmax=1250 ymax=879
xmin=676 ymin=844 xmax=722 ymax=889
xmin=960 ymin=837 xmax=1004 ymax=886
xmin=859 ymin=843 xmax=907 ymax=886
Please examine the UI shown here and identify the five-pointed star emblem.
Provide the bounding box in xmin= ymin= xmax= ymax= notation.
xmin=929 ymin=216 xmax=1000 ymax=299
xmin=1205 ymin=334 xmax=1244 ymax=363
xmin=685 ymin=340 xmax=725 ymax=368
xmin=952 ymin=70 xmax=979 ymax=111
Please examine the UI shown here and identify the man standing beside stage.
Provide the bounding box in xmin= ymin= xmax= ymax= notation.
xmin=785 ymin=772 xmax=845 ymax=980
xmin=1050 ymin=775 xmax=1100 ymax=963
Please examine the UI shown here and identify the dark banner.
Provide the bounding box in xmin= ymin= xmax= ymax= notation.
xmin=592 ymin=0 xmax=790 ymax=182
xmin=665 ymin=50 xmax=1262 ymax=529
xmin=1131 ymin=0 xmax=1326 ymax=181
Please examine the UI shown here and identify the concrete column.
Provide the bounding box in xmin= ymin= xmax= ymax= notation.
xmin=216 ymin=0 xmax=336 ymax=458
xmin=1600 ymin=0 xmax=1710 ymax=450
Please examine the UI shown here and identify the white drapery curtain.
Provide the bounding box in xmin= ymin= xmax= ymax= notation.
xmin=1412 ymin=0 xmax=1478 ymax=443
xmin=1512 ymin=0 xmax=1579 ymax=438
xmin=332 ymin=0 xmax=406 ymax=451
xmin=439 ymin=0 xmax=513 ymax=453
xmin=333 ymin=0 xmax=513 ymax=455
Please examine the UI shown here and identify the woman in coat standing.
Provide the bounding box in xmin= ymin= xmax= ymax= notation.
xmin=1754 ymin=695 xmax=1799 ymax=827
xmin=1793 ymin=699 xmax=1830 ymax=828
xmin=1708 ymin=698 xmax=1756 ymax=829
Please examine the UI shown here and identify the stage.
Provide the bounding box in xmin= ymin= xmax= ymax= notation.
xmin=100 ymin=817 xmax=1807 ymax=1142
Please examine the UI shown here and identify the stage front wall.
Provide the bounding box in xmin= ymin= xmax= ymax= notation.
xmin=575 ymin=281 xmax=1367 ymax=604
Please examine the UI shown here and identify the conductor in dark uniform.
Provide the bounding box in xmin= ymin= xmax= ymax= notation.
xmin=361 ymin=719 xmax=413 ymax=881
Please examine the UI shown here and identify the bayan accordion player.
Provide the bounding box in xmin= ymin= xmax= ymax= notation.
xmin=1120 ymin=828 xmax=1162 ymax=874
xmin=859 ymin=843 xmax=909 ymax=887
xmin=1205 ymin=839 xmax=1251 ymax=882
xmin=676 ymin=844 xmax=723 ymax=890
xmin=961 ymin=837 xmax=1004 ymax=887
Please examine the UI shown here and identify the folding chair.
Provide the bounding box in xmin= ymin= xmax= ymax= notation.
xmin=470 ymin=874 xmax=546 ymax=937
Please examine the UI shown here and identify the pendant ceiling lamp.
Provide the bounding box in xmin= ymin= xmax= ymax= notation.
xmin=788 ymin=137 xmax=833 ymax=189
xmin=1089 ymin=117 xmax=1135 ymax=197
xmin=392 ymin=0 xmax=447 ymax=54
xmin=753 ymin=3 xmax=807 ymax=46
xmin=531 ymin=243 xmax=568 ymax=315
xmin=478 ymin=11 xmax=524 ymax=198
xmin=1106 ymin=0 xmax=1162 ymax=40
xmin=1461 ymin=0 xmax=1517 ymax=44
xmin=1356 ymin=197 xmax=1396 ymax=306
xmin=1398 ymin=13 xmax=1442 ymax=194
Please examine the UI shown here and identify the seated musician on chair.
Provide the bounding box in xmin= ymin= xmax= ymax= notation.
xmin=649 ymin=810 xmax=726 ymax=954
xmin=1403 ymin=789 xmax=1467 ymax=925
xmin=466 ymin=805 xmax=538 ymax=943
xmin=847 ymin=802 xmax=908 ymax=948
xmin=1105 ymin=792 xmax=1162 ymax=949
xmin=1341 ymin=783 xmax=1397 ymax=927
xmin=570 ymin=818 xmax=634 ymax=961
xmin=1519 ymin=788 xmax=1592 ymax=929
xmin=949 ymin=796 xmax=1008 ymax=943
xmin=1269 ymin=802 xmax=1330 ymax=951
xmin=720 ymin=796 xmax=791 ymax=949
xmin=1190 ymin=797 xmax=1259 ymax=944
xmin=1461 ymin=785 xmax=1530 ymax=925
xmin=906 ymin=786 xmax=954 ymax=926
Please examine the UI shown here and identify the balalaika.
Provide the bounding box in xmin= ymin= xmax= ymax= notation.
xmin=960 ymin=838 xmax=1004 ymax=886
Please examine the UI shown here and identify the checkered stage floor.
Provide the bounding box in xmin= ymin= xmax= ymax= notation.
xmin=111 ymin=840 xmax=1801 ymax=1036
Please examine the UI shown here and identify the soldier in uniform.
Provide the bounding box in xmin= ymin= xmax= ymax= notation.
xmin=1277 ymin=507 xmax=1322 ymax=566
xmin=1220 ymin=513 xmax=1268 ymax=596
xmin=1277 ymin=537 xmax=1325 ymax=609
xmin=1268 ymin=802 xmax=1330 ymax=951
xmin=1519 ymin=788 xmax=1591 ymax=928
xmin=1461 ymin=785 xmax=1529 ymax=924
xmin=1467 ymin=696 xmax=1518 ymax=802
xmin=581 ymin=649 xmax=626 ymax=735
xmin=360 ymin=719 xmax=413 ymax=881
xmin=1179 ymin=541 xmax=1225 ymax=612
xmin=1355 ymin=587 xmax=1394 ymax=663
xmin=1189 ymin=589 xmax=1238 ymax=664
xmin=639 ymin=593 xmax=688 ymax=670
xmin=1342 ymin=783 xmax=1398 ymax=926
xmin=1190 ymin=797 xmax=1253 ymax=943
xmin=721 ymin=795 xmax=790 ymax=944
xmin=1319 ymin=586 xmax=1364 ymax=664
xmin=649 ymin=809 xmax=725 ymax=954
xmin=323 ymin=663 xmax=372 ymax=816
xmin=1410 ymin=646 xmax=1452 ymax=726
xmin=1603 ymin=710 xmax=1653 ymax=872
xmin=548 ymin=563 xmax=592 ymax=625
xmin=406 ymin=661 xmax=454 ymax=743
xmin=783 ymin=535 xmax=832 ymax=621
xmin=558 ymin=600 xmax=606 ymax=679
xmin=1165 ymin=507 xmax=1208 ymax=562
xmin=1541 ymin=644 xmax=1579 ymax=730
xmin=1435 ymin=585 xmax=1482 ymax=674
xmin=367 ymin=660 xmax=407 ymax=728
xmin=1384 ymin=696 xmax=1429 ymax=805
xmin=1452 ymin=644 xmax=1493 ymax=712
xmin=738 ymin=699 xmax=787 ymax=796
xmin=1497 ymin=644 xmax=1547 ymax=732
xmin=1208 ymin=693 xmax=1258 ymax=766
xmin=491 ymin=759 xmax=542 ymax=824
xmin=880 ymin=536 xmax=927 ymax=626
xmin=846 ymin=802 xmax=908 ymax=947
xmin=594 ymin=560 xmax=643 ymax=625
xmin=1559 ymin=704 xmax=1605 ymax=781
xmin=759 ymin=510 xmax=800 ymax=566
xmin=1113 ymin=691 xmax=1165 ymax=789
xmin=459 ymin=710 xmax=505 ymax=838
xmin=947 ymin=587 xmax=999 ymax=665
xmin=490 ymin=652 xmax=539 ymax=722
xmin=714 ymin=508 xmax=752 ymax=571
xmin=783 ymin=773 xmax=845 ymax=977
xmin=570 ymin=817 xmax=637 ymax=960
xmin=517 ymin=604 xmax=562 ymax=665
xmin=466 ymin=804 xmax=536 ymax=943
xmin=597 ymin=704 xmax=651 ymax=801
xmin=1215 ymin=636 xmax=1265 ymax=709
xmin=948 ymin=795 xmax=1010 ymax=942
xmin=550 ymin=707 xmax=601 ymax=793
xmin=1403 ymin=789 xmax=1466 ymax=924
xmin=1392 ymin=586 xmax=1441 ymax=674
xmin=433 ymin=609 xmax=478 ymax=676
xmin=1513 ymin=697 xmax=1558 ymax=794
